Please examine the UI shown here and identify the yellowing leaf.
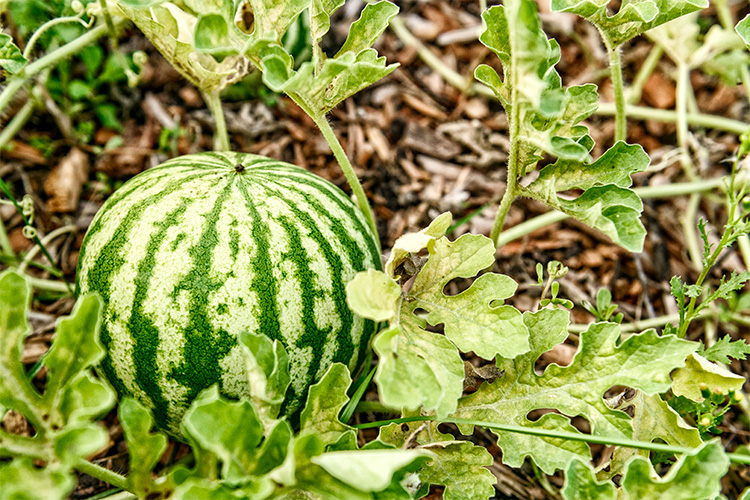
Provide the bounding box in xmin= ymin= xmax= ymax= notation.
xmin=671 ymin=353 xmax=745 ymax=401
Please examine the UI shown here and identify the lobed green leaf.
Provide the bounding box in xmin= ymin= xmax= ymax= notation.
xmin=551 ymin=0 xmax=708 ymax=47
xmin=454 ymin=310 xmax=697 ymax=473
xmin=0 ymin=33 xmax=28 ymax=74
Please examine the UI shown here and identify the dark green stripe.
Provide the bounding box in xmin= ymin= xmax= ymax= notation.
xmin=235 ymin=181 xmax=281 ymax=344
xmin=275 ymin=216 xmax=332 ymax=412
xmin=260 ymin=183 xmax=356 ymax=411
xmin=128 ymin=200 xmax=191 ymax=429
xmin=261 ymin=175 xmax=381 ymax=369
xmin=170 ymin=181 xmax=237 ymax=418
xmin=79 ymin=170 xmax=208 ymax=403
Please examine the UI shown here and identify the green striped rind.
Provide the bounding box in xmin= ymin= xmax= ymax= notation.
xmin=76 ymin=152 xmax=380 ymax=437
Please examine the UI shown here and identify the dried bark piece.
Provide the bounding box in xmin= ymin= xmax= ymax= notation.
xmin=43 ymin=148 xmax=89 ymax=213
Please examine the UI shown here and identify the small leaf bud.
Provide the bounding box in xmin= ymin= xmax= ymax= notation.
xmin=133 ymin=51 xmax=148 ymax=68
xmin=71 ymin=0 xmax=84 ymax=13
xmin=699 ymin=415 xmax=712 ymax=427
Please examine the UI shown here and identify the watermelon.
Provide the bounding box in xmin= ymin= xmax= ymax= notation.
xmin=76 ymin=152 xmax=381 ymax=436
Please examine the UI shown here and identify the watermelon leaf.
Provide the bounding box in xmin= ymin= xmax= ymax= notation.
xmin=113 ymin=1 xmax=248 ymax=93
xmin=298 ymin=363 xmax=356 ymax=450
xmin=477 ymin=1 xmax=647 ymax=251
xmin=609 ymin=393 xmax=702 ymax=477
xmin=0 ymin=34 xmax=28 ymax=75
xmin=453 ymin=309 xmax=698 ymax=473
xmin=0 ymin=270 xmax=112 ymax=498
xmin=550 ymin=0 xmax=708 ymax=47
xmin=371 ymin=418 xmax=496 ymax=500
xmin=372 ymin=325 xmax=465 ymax=418
xmin=0 ymin=459 xmax=74 ymax=500
xmin=118 ymin=398 xmax=170 ymax=498
xmin=239 ymin=331 xmax=291 ymax=423
xmin=738 ymin=15 xmax=750 ymax=46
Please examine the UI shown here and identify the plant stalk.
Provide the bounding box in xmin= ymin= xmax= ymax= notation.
xmin=353 ymin=416 xmax=750 ymax=464
xmin=0 ymin=19 xmax=124 ymax=116
xmin=202 ymin=91 xmax=230 ymax=151
xmin=0 ymin=99 xmax=35 ymax=151
xmin=75 ymin=458 xmax=130 ymax=492
xmin=595 ymin=103 xmax=749 ymax=135
xmin=602 ymin=34 xmax=627 ymax=143
xmin=307 ymin=107 xmax=380 ymax=251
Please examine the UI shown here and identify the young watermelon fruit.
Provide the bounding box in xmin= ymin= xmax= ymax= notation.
xmin=76 ymin=152 xmax=381 ymax=437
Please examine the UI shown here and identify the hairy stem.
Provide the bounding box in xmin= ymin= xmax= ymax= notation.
xmin=202 ymin=91 xmax=230 ymax=151
xmin=602 ymin=34 xmax=627 ymax=143
xmin=627 ymin=44 xmax=663 ymax=105
xmin=75 ymin=458 xmax=130 ymax=492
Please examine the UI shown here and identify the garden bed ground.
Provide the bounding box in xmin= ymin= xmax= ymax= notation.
xmin=2 ymin=0 xmax=750 ymax=498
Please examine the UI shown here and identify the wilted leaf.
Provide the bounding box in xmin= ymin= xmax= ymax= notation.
xmin=385 ymin=211 xmax=452 ymax=278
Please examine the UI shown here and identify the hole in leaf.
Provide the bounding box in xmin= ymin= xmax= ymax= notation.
xmin=442 ymin=277 xmax=472 ymax=297
xmin=1 ymin=409 xmax=37 ymax=437
xmin=534 ymin=342 xmax=576 ymax=374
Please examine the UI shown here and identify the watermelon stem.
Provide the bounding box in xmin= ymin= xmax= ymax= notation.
xmin=203 ymin=90 xmax=230 ymax=152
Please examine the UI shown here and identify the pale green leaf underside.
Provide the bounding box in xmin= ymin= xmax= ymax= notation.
xmin=385 ymin=211 xmax=452 ymax=278
xmin=671 ymin=353 xmax=745 ymax=401
xmin=372 ymin=326 xmax=464 ymax=418
xmin=551 ymin=0 xmax=708 ymax=46
xmin=115 ymin=2 xmax=244 ymax=92
xmin=455 ymin=309 xmax=697 ymax=473
xmin=311 ymin=450 xmax=424 ymax=491
xmin=0 ymin=460 xmax=74 ymax=500
xmin=346 ymin=269 xmax=402 ymax=322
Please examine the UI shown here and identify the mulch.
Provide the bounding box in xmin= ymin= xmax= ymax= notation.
xmin=2 ymin=0 xmax=750 ymax=498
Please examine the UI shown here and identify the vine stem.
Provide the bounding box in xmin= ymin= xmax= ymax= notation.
xmin=0 ymin=99 xmax=34 ymax=151
xmin=602 ymin=34 xmax=627 ymax=143
xmin=75 ymin=458 xmax=130 ymax=492
xmin=352 ymin=415 xmax=750 ymax=464
xmin=306 ymin=107 xmax=380 ymax=252
xmin=0 ymin=19 xmax=124 ymax=116
xmin=202 ymin=91 xmax=230 ymax=151
xmin=596 ymin=103 xmax=749 ymax=135
xmin=627 ymin=44 xmax=663 ymax=105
